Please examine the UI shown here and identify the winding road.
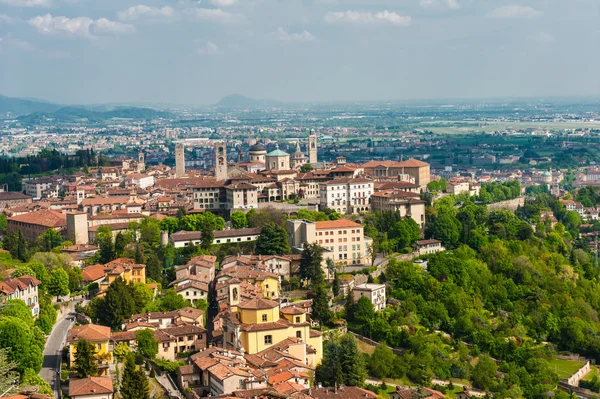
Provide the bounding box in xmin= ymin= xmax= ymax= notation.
xmin=39 ymin=307 xmax=76 ymax=398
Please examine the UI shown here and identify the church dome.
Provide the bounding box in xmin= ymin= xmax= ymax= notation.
xmin=249 ymin=143 xmax=266 ymax=153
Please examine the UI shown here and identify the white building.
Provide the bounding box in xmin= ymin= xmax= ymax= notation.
xmin=169 ymin=228 xmax=261 ymax=249
xmin=416 ymin=239 xmax=445 ymax=255
xmin=319 ymin=178 xmax=374 ymax=214
xmin=127 ymin=173 xmax=155 ymax=189
xmin=353 ymin=283 xmax=386 ymax=311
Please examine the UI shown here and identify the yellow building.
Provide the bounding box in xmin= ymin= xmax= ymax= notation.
xmin=217 ymin=266 xmax=280 ymax=299
xmin=67 ymin=324 xmax=113 ymax=375
xmin=221 ymin=298 xmax=322 ymax=367
xmin=99 ymin=258 xmax=146 ymax=291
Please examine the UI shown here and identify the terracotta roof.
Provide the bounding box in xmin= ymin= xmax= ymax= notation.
xmin=398 ymin=158 xmax=429 ymax=167
xmin=280 ymin=306 xmax=306 ymax=315
xmin=69 ymin=377 xmax=114 ymax=396
xmin=82 ymin=264 xmax=105 ymax=282
xmin=67 ymin=324 xmax=111 ymax=343
xmin=308 ymin=386 xmax=378 ymax=399
xmin=0 ymin=275 xmax=41 ymax=295
xmin=175 ymin=280 xmax=210 ymax=293
xmin=238 ymin=298 xmax=279 ymax=310
xmin=7 ymin=209 xmax=66 ymax=228
xmin=314 ymin=219 xmax=362 ymax=229
xmin=416 ymin=239 xmax=442 ymax=246
xmin=394 ymin=387 xmax=446 ymax=399
xmin=0 ymin=192 xmax=32 ymax=200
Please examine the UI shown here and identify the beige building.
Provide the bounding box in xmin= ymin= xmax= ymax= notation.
xmin=319 ymin=178 xmax=374 ymax=214
xmin=0 ymin=275 xmax=41 ymax=317
xmin=362 ymin=159 xmax=430 ymax=189
xmin=370 ymin=192 xmax=426 ymax=229
xmin=225 ymin=183 xmax=258 ymax=210
xmin=287 ymin=219 xmax=371 ymax=267
xmin=353 ymin=283 xmax=386 ymax=311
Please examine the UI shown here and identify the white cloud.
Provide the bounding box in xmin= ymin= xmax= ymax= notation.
xmin=420 ymin=0 xmax=460 ymax=10
xmin=92 ymin=18 xmax=136 ymax=35
xmin=276 ymin=27 xmax=316 ymax=41
xmin=489 ymin=5 xmax=542 ymax=18
xmin=191 ymin=8 xmax=241 ymax=23
xmin=324 ymin=10 xmax=411 ymax=26
xmin=117 ymin=5 xmax=174 ymax=21
xmin=28 ymin=13 xmax=135 ymax=37
xmin=196 ymin=41 xmax=222 ymax=55
xmin=0 ymin=0 xmax=51 ymax=7
xmin=209 ymin=0 xmax=238 ymax=7
xmin=0 ymin=14 xmax=13 ymax=24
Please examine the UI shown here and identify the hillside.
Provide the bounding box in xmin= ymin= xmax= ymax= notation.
xmin=16 ymin=106 xmax=173 ymax=124
xmin=0 ymin=95 xmax=62 ymax=116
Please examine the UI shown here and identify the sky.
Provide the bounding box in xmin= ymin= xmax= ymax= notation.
xmin=0 ymin=0 xmax=599 ymax=105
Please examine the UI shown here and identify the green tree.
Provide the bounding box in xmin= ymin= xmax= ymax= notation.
xmin=0 ymin=300 xmax=34 ymax=327
xmin=3 ymin=230 xmax=28 ymax=261
xmin=300 ymin=163 xmax=313 ymax=173
xmin=21 ymin=368 xmax=52 ymax=395
xmin=131 ymin=283 xmax=153 ymax=313
xmin=10 ymin=266 xmax=36 ymax=279
xmin=48 ymin=268 xmax=69 ymax=300
xmin=159 ymin=217 xmax=179 ymax=234
xmin=0 ymin=348 xmax=19 ymax=396
xmin=315 ymin=339 xmax=344 ymax=386
xmin=114 ymin=231 xmax=130 ymax=256
xmin=113 ymin=343 xmax=131 ymax=363
xmin=345 ymin=290 xmax=355 ymax=321
xmin=255 ymin=222 xmax=291 ymax=255
xmin=121 ymin=354 xmax=150 ymax=399
xmin=26 ymin=262 xmax=49 ymax=293
xmin=0 ymin=317 xmax=43 ymax=373
xmin=38 ymin=228 xmax=63 ymax=251
xmin=472 ymin=355 xmax=497 ymax=391
xmin=230 ymin=211 xmax=248 ymax=229
xmin=135 ymin=329 xmax=158 ymax=359
xmin=0 ymin=214 xmax=7 ymax=234
xmin=430 ymin=212 xmax=461 ymax=248
xmin=95 ymin=226 xmax=115 ymax=264
xmin=74 ymin=339 xmax=98 ymax=378
xmin=98 ymin=277 xmax=135 ymax=329
xmin=199 ymin=219 xmax=214 ymax=250
xmin=311 ymin=283 xmax=333 ymax=329
xmin=139 ymin=218 xmax=161 ymax=246
xmin=67 ymin=267 xmax=83 ymax=292
xmin=300 ymin=243 xmax=325 ymax=283
xmin=354 ymin=296 xmax=375 ymax=325
xmin=369 ymin=344 xmax=395 ymax=379
xmin=340 ymin=334 xmax=366 ymax=387
xmin=147 ymin=289 xmax=191 ymax=312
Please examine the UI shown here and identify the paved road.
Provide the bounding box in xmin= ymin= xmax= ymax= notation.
xmin=39 ymin=308 xmax=75 ymax=398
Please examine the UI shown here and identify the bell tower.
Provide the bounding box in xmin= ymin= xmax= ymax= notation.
xmin=215 ymin=142 xmax=228 ymax=181
xmin=308 ymin=134 xmax=317 ymax=164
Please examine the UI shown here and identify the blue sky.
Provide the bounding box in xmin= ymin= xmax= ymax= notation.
xmin=0 ymin=0 xmax=598 ymax=105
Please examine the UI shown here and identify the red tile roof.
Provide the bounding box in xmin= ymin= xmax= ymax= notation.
xmin=7 ymin=209 xmax=66 ymax=228
xmin=69 ymin=377 xmax=113 ymax=396
xmin=314 ymin=219 xmax=362 ymax=229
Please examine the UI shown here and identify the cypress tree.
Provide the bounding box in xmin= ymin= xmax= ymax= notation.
xmin=121 ymin=354 xmax=150 ymax=399
xmin=74 ymin=339 xmax=98 ymax=378
xmin=340 ymin=334 xmax=366 ymax=387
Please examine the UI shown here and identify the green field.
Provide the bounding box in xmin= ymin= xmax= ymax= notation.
xmin=548 ymin=358 xmax=585 ymax=379
xmin=420 ymin=120 xmax=600 ymax=134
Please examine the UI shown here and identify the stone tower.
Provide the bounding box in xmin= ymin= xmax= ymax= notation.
xmin=215 ymin=142 xmax=228 ymax=181
xmin=137 ymin=151 xmax=145 ymax=172
xmin=175 ymin=144 xmax=185 ymax=178
xmin=308 ymin=134 xmax=317 ymax=164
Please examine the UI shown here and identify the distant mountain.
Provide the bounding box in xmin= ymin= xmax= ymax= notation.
xmin=16 ymin=106 xmax=173 ymax=124
xmin=216 ymin=94 xmax=283 ymax=108
xmin=0 ymin=95 xmax=62 ymax=116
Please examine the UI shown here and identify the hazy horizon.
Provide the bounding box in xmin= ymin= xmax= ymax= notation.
xmin=1 ymin=0 xmax=599 ymax=105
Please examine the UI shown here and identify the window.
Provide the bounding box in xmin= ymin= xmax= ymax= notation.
xmin=262 ymin=314 xmax=267 ymax=322
xmin=197 ymin=334 xmax=203 ymax=339
xmin=188 ymin=336 xmax=194 ymax=341
xmin=296 ymin=331 xmax=302 ymax=338
xmin=97 ymin=343 xmax=102 ymax=350
xmin=264 ymin=335 xmax=272 ymax=345
xmin=295 ymin=316 xmax=301 ymax=323
xmin=178 ymin=337 xmax=184 ymax=342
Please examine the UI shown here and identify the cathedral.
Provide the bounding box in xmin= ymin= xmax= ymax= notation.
xmin=247 ymin=135 xmax=316 ymax=171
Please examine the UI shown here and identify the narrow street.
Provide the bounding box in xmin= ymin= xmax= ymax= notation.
xmin=39 ymin=306 xmax=76 ymax=398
